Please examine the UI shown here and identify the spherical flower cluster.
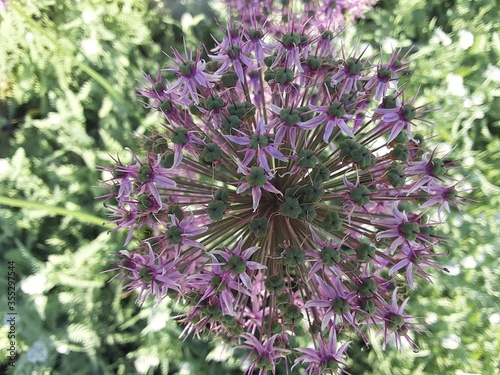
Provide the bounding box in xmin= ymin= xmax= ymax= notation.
xmin=100 ymin=2 xmax=466 ymax=374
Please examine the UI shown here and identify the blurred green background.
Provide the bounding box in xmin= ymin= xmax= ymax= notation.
xmin=0 ymin=0 xmax=498 ymax=374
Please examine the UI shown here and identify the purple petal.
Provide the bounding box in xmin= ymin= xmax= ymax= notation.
xmin=252 ymin=186 xmax=262 ymax=212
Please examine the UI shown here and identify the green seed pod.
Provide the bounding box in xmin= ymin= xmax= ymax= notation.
xmin=172 ymin=127 xmax=189 ymax=145
xmin=324 ymin=211 xmax=343 ymax=231
xmin=265 ymin=275 xmax=285 ymax=293
xmin=378 ymin=67 xmax=394 ymax=80
xmin=189 ymin=103 xmax=203 ymax=116
xmin=160 ymin=152 xmax=175 ymax=169
xmin=152 ymin=138 xmax=168 ymax=154
xmin=214 ymin=187 xmax=230 ymax=203
xmin=297 ymin=106 xmax=314 ymax=122
xmin=249 ymin=133 xmax=269 ymax=149
xmin=228 ymin=101 xmax=256 ymax=119
xmin=299 ymin=204 xmax=317 ymax=222
xmin=226 ymin=45 xmax=241 ymax=59
xmin=264 ymin=55 xmax=276 ymax=67
xmin=413 ymin=133 xmax=425 ymax=147
xmin=321 ymin=246 xmax=341 ymax=266
xmin=310 ymin=165 xmax=330 ymax=183
xmin=264 ymin=70 xmax=276 ymax=82
xmin=205 ymin=304 xmax=223 ymax=318
xmin=139 ymin=267 xmax=153 ymax=283
xmin=326 ymin=101 xmax=346 ymax=118
xmin=386 ymin=164 xmax=406 ymax=188
xmin=392 ymin=143 xmax=409 ymax=161
xmin=275 ymin=68 xmax=294 ymax=84
xmin=401 ymin=221 xmax=420 ymax=241
xmin=179 ymin=61 xmax=194 ymax=76
xmin=167 ymin=204 xmax=184 ymax=220
xmin=357 ymin=243 xmax=375 ymax=262
xmin=166 ymin=225 xmax=182 ymax=244
xmin=221 ymin=115 xmax=242 ymax=134
xmin=332 ymin=298 xmax=350 ymax=315
xmin=297 ymin=149 xmax=318 ymax=168
xmin=255 ymin=356 xmax=273 ymax=370
xmin=431 ymin=158 xmax=446 ymax=177
xmin=207 ymin=201 xmax=226 ymax=221
xmin=228 ymin=255 xmax=247 ymax=275
xmin=280 ymin=197 xmax=302 ymax=219
xmin=305 ymin=56 xmax=322 ymax=70
xmin=270 ymin=321 xmax=283 ymax=334
xmin=159 ymin=99 xmax=172 ymax=113
xmin=302 ymin=183 xmax=325 ymax=202
xmin=138 ymin=165 xmax=152 ymax=183
xmin=284 ymin=304 xmax=303 ymax=323
xmin=246 ymin=166 xmax=267 ymax=187
xmin=346 ymin=57 xmax=363 ymax=74
xmin=381 ymin=95 xmax=398 ymax=109
xmin=276 ymin=292 xmax=290 ymax=306
xmin=138 ymin=195 xmax=153 ymax=210
xmin=221 ymin=314 xmax=237 ymax=328
xmin=351 ymin=146 xmax=374 ymax=169
xmin=283 ymin=246 xmax=305 ymax=267
xmin=201 ymin=142 xmax=222 ymax=163
xmin=282 ymin=32 xmax=300 ymax=47
xmin=280 ymin=107 xmax=300 ymax=126
xmin=393 ymin=130 xmax=409 ymax=144
xmin=249 ymin=28 xmax=264 ymax=39
xmin=403 ymin=104 xmax=416 ymax=121
xmin=327 ymin=360 xmax=339 ymax=372
xmin=388 ymin=314 xmax=405 ymax=330
xmin=339 ymin=139 xmax=359 ymax=160
xmin=358 ymin=278 xmax=377 ymax=297
xmin=205 ymin=60 xmax=222 ymax=72
xmin=210 ymin=276 xmax=226 ymax=292
xmin=321 ymin=30 xmax=334 ymax=40
xmin=203 ymin=95 xmax=225 ymax=111
xmin=221 ymin=71 xmax=239 ymax=87
xmin=250 ymin=217 xmax=268 ymax=237
xmin=361 ymin=299 xmax=377 ymax=316
xmin=349 ymin=185 xmax=371 ymax=206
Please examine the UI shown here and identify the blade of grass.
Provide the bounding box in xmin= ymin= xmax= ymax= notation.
xmin=10 ymin=2 xmax=142 ymax=123
xmin=0 ymin=196 xmax=111 ymax=228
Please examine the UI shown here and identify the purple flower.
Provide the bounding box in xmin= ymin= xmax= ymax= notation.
xmin=162 ymin=213 xmax=208 ymax=256
xmin=164 ymin=45 xmax=220 ymax=104
xmin=100 ymin=2 xmax=464 ymax=373
xmin=117 ymin=243 xmax=181 ymax=304
xmin=294 ymin=327 xmax=351 ymax=375
xmin=211 ymin=23 xmax=258 ymax=83
xmin=225 ymin=118 xmax=287 ymax=172
xmin=373 ymin=202 xmax=426 ymax=254
xmin=373 ymin=90 xmax=433 ymax=142
xmin=299 ymin=97 xmax=356 ymax=141
xmin=304 ymin=277 xmax=358 ymax=331
xmin=236 ymin=164 xmax=282 ymax=212
xmin=210 ymin=240 xmax=266 ymax=290
xmin=376 ymin=289 xmax=423 ymax=350
xmin=389 ymin=242 xmax=443 ymax=289
xmin=238 ymin=333 xmax=290 ymax=375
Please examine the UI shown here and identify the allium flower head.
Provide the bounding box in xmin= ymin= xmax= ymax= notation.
xmin=100 ymin=1 xmax=465 ymax=373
